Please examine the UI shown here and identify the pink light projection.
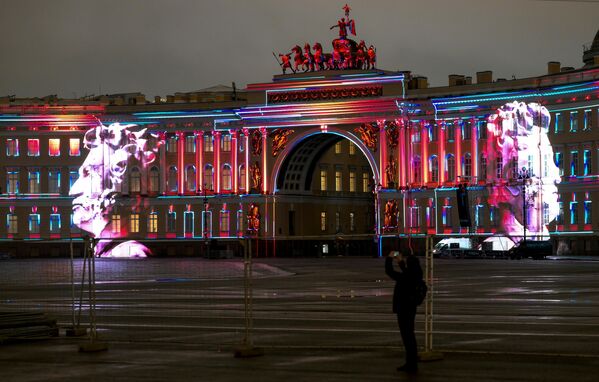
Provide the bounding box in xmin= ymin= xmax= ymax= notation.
xmin=485 ymin=101 xmax=560 ymax=245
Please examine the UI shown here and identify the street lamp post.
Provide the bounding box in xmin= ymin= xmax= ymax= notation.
xmin=203 ymin=185 xmax=209 ymax=257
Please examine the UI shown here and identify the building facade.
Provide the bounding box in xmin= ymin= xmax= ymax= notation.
xmin=1 ymin=32 xmax=599 ymax=258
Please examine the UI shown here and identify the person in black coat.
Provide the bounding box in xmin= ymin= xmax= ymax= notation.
xmin=385 ymin=250 xmax=423 ymax=373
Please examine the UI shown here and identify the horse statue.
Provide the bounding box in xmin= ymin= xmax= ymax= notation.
xmin=332 ymin=38 xmax=358 ymax=69
xmin=291 ymin=45 xmax=304 ymax=73
xmin=303 ymin=43 xmax=315 ymax=72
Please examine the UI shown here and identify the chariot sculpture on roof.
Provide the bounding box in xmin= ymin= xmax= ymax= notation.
xmin=274 ymin=4 xmax=376 ymax=73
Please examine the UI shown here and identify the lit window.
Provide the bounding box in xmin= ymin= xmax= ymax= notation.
xmin=149 ymin=166 xmax=159 ymax=193
xmin=554 ymin=113 xmax=563 ymax=134
xmin=130 ymin=167 xmax=141 ymax=193
xmin=204 ymin=165 xmax=214 ymax=191
xmin=222 ymin=165 xmax=232 ymax=191
xmin=429 ymin=156 xmax=439 ymax=183
xmin=556 ymin=202 xmax=564 ymax=225
xmin=474 ymin=204 xmax=484 ymax=228
xmin=50 ymin=213 xmax=61 ymax=234
xmin=201 ymin=210 xmax=212 ymax=237
xmin=446 ymin=123 xmax=455 ymax=141
xmin=7 ymin=214 xmax=18 ymax=234
xmin=442 ymin=205 xmax=452 ymax=227
xmin=69 ymin=170 xmax=78 ymax=191
xmin=7 ymin=170 xmax=19 ymax=194
xmin=570 ymin=111 xmax=578 ymax=132
xmin=335 ymin=141 xmax=342 ymax=154
xmin=320 ymin=212 xmax=327 ymax=231
xmin=543 ymin=203 xmax=550 ymax=225
xmin=320 ymin=170 xmax=327 ymax=191
xmin=335 ymin=212 xmax=340 ymax=232
xmin=239 ymin=165 xmax=246 ymax=190
xmin=571 ymin=151 xmax=579 ymax=176
xmin=168 ymin=166 xmax=178 ymax=192
xmin=29 ymin=213 xmax=40 ymax=234
xmin=413 ymin=157 xmax=421 ymax=183
xmin=6 ymin=139 xmax=19 ymax=157
xmin=220 ymin=210 xmax=229 ymax=235
xmin=335 ymin=170 xmax=342 ymax=191
xmin=48 ymin=169 xmax=61 ymax=193
xmin=410 ymin=206 xmax=420 ymax=228
xmin=349 ymin=171 xmax=356 ymax=192
xmin=570 ymin=202 xmax=578 ymax=225
xmin=349 ymin=142 xmax=356 ymax=155
xmin=489 ymin=206 xmax=496 ymax=226
xmin=479 ymin=154 xmax=487 ymax=180
xmin=446 ymin=155 xmax=455 ymax=182
xmin=27 ymin=139 xmax=40 ymax=156
xmin=555 ymin=152 xmax=563 ymax=176
xmin=48 ymin=139 xmax=60 ymax=156
xmin=148 ymin=213 xmax=158 ymax=233
xmin=167 ymin=136 xmax=178 ymax=153
xmin=236 ymin=210 xmax=244 ymax=236
xmin=584 ymin=150 xmax=592 ymax=176
xmin=426 ymin=205 xmax=435 ymax=228
xmin=69 ymin=138 xmax=80 ymax=156
xmin=584 ymin=110 xmax=592 ymax=131
xmin=412 ymin=129 xmax=421 ymax=143
xmin=362 ymin=172 xmax=370 ymax=192
xmin=185 ymin=166 xmax=196 ymax=192
xmin=221 ymin=135 xmax=231 ymax=152
xmin=28 ymin=170 xmax=40 ymax=193
xmin=463 ymin=153 xmax=472 ymax=180
xmin=349 ymin=212 xmax=355 ymax=232
xmin=429 ymin=124 xmax=438 ymax=142
xmin=185 ymin=135 xmax=196 ymax=153
xmin=204 ymin=134 xmax=213 ymax=152
xmin=167 ymin=211 xmax=177 ymax=233
xmin=478 ymin=121 xmax=487 ymax=140
xmin=584 ymin=201 xmax=592 ymax=225
xmin=130 ymin=213 xmax=140 ymax=233
xmin=111 ymin=214 xmax=121 ymax=234
xmin=184 ymin=211 xmax=195 ymax=236
xmin=462 ymin=121 xmax=472 ymax=140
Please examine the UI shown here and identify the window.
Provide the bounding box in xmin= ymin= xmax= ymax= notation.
xmin=349 ymin=171 xmax=356 ymax=192
xmin=489 ymin=206 xmax=496 ymax=226
xmin=29 ymin=213 xmax=40 ymax=234
xmin=335 ymin=170 xmax=342 ymax=191
xmin=496 ymin=154 xmax=503 ymax=179
xmin=349 ymin=212 xmax=355 ymax=232
xmin=186 ymin=166 xmax=196 ymax=192
xmin=429 ymin=156 xmax=439 ymax=183
xmin=48 ymin=169 xmax=61 ymax=193
xmin=239 ymin=165 xmax=246 ymax=190
xmin=474 ymin=204 xmax=484 ymax=228
xmin=48 ymin=139 xmax=60 ymax=156
xmin=130 ymin=213 xmax=140 ymax=233
xmin=219 ymin=210 xmax=229 ymax=235
xmin=202 ymin=210 xmax=212 ymax=237
xmin=349 ymin=142 xmax=356 ymax=155
xmin=320 ymin=212 xmax=327 ymax=231
xmin=184 ymin=211 xmax=195 ymax=236
xmin=412 ymin=128 xmax=421 ymax=143
xmin=27 ymin=139 xmax=40 ymax=156
xmin=130 ymin=167 xmax=141 ymax=193
xmin=570 ymin=202 xmax=578 ymax=225
xmin=69 ymin=138 xmax=80 ymax=156
xmin=543 ymin=203 xmax=550 ymax=225
xmin=203 ymin=134 xmax=213 ymax=152
xmin=410 ymin=206 xmax=420 ymax=228
xmin=570 ymin=112 xmax=578 ymax=132
xmin=478 ymin=121 xmax=487 ymax=140
xmin=555 ymin=152 xmax=563 ymax=176
xmin=204 ymin=165 xmax=214 ymax=191
xmin=442 ymin=205 xmax=452 ymax=227
xmin=571 ymin=151 xmax=579 ymax=176
xmin=426 ymin=203 xmax=435 ymax=228
xmin=7 ymin=170 xmax=19 ymax=194
xmin=462 ymin=121 xmax=472 ymax=140
xmin=28 ymin=170 xmax=40 ymax=193
xmin=6 ymin=139 xmax=19 ymax=156
xmin=510 ymin=157 xmax=518 ymax=179
xmin=362 ymin=172 xmax=370 ymax=192
xmin=335 ymin=212 xmax=340 ymax=232
xmin=554 ymin=113 xmax=563 ymax=134
xmin=167 ymin=211 xmax=177 ymax=233
xmin=185 ymin=135 xmax=196 ymax=153
xmin=446 ymin=124 xmax=455 ymax=141
xmin=237 ymin=210 xmax=244 ymax=236
xmin=148 ymin=212 xmax=158 ymax=233
xmin=335 ymin=141 xmax=342 ymax=154
xmin=320 ymin=170 xmax=327 ymax=191
xmin=584 ymin=150 xmax=592 ymax=176
xmin=584 ymin=110 xmax=593 ymax=131
xmin=168 ymin=166 xmax=178 ymax=192
xmin=221 ymin=135 xmax=231 ymax=152
xmin=70 ymin=214 xmax=80 ymax=234
xmin=167 ymin=136 xmax=178 ymax=153
xmin=413 ymin=156 xmax=421 ymax=183
xmin=480 ymin=154 xmax=487 ymax=180
xmin=7 ymin=214 xmax=18 ymax=234
xmin=429 ymin=124 xmax=438 ymax=142
xmin=69 ymin=170 xmax=78 ymax=191
xmin=222 ymin=165 xmax=232 ymax=191
xmin=463 ymin=153 xmax=472 ymax=180
xmin=446 ymin=155 xmax=455 ymax=182
xmin=149 ymin=166 xmax=159 ymax=193
xmin=584 ymin=201 xmax=592 ymax=225
xmin=111 ymin=214 xmax=121 ymax=234
xmin=556 ymin=201 xmax=564 ymax=225
xmin=52 ymin=214 xmax=63 ymax=233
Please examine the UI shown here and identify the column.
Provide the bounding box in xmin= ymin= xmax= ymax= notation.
xmin=261 ymin=127 xmax=268 ymax=194
xmin=378 ymin=120 xmax=387 ymax=188
xmin=422 ymin=121 xmax=429 ymax=184
xmin=243 ymin=128 xmax=250 ymax=194
xmin=439 ymin=121 xmax=446 ymax=184
xmin=456 ymin=119 xmax=462 ymax=182
xmin=177 ymin=131 xmax=184 ymax=195
xmin=471 ymin=117 xmax=478 ymax=183
xmin=214 ymin=131 xmax=221 ymax=194
xmin=195 ymin=131 xmax=202 ymax=194
xmin=231 ymin=129 xmax=238 ymax=194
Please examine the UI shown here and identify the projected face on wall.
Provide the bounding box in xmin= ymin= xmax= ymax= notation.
xmin=486 ymin=101 xmax=560 ymax=242
xmin=70 ymin=122 xmax=163 ymax=258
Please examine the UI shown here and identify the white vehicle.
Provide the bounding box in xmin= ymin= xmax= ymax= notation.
xmin=479 ymin=236 xmax=515 ymax=258
xmin=432 ymin=237 xmax=474 ymax=257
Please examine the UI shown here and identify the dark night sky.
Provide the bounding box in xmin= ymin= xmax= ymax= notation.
xmin=1 ymin=0 xmax=598 ymax=98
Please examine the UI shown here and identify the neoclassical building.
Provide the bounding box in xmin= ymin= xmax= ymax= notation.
xmin=1 ymin=29 xmax=599 ymax=258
